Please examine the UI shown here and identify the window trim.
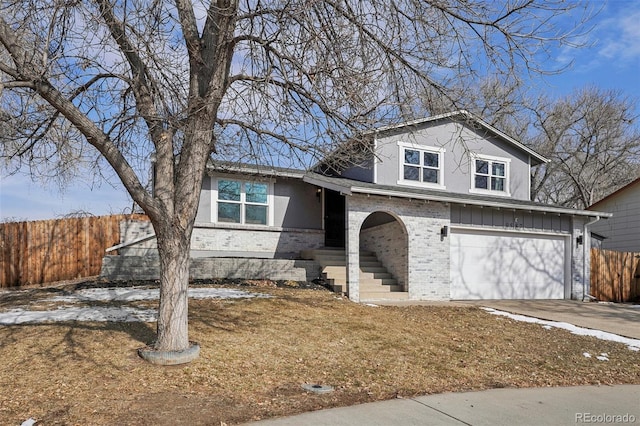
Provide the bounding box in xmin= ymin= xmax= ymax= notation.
xmin=469 ymin=154 xmax=511 ymax=197
xmin=396 ymin=141 xmax=446 ymax=190
xmin=211 ymin=176 xmax=275 ymax=226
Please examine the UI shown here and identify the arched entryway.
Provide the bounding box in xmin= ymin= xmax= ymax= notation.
xmin=359 ymin=211 xmax=409 ymax=297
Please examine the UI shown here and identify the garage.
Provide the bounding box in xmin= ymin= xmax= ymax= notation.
xmin=450 ymin=228 xmax=569 ymax=300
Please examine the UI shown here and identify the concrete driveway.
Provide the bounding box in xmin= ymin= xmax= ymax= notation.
xmin=460 ymin=300 xmax=640 ymax=340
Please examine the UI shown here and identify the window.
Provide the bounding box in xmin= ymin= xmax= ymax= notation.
xmin=397 ymin=142 xmax=445 ymax=188
xmin=471 ymin=156 xmax=509 ymax=194
xmin=216 ymin=179 xmax=270 ymax=225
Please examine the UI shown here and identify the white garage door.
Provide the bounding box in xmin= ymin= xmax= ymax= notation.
xmin=450 ymin=229 xmax=568 ymax=300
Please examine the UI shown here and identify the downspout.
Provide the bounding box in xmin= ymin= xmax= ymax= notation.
xmin=582 ymin=215 xmax=601 ymax=301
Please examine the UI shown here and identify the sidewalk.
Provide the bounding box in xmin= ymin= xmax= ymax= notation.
xmin=246 ymin=385 xmax=640 ymax=426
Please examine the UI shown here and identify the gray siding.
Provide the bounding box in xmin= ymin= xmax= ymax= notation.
xmin=374 ymin=121 xmax=531 ymax=201
xmin=275 ymin=178 xmax=322 ymax=229
xmin=589 ymin=184 xmax=640 ymax=252
xmin=199 ymin=174 xmax=322 ymax=230
xmin=339 ymin=157 xmax=375 ymax=182
xmin=195 ymin=176 xmax=213 ymax=222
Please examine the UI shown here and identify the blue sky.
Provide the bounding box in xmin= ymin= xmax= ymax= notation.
xmin=1 ymin=1 xmax=639 ymax=222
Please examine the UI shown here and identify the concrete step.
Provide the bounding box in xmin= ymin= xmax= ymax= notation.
xmin=359 ymin=284 xmax=404 ymax=292
xmin=361 ymin=271 xmax=394 ymax=280
xmin=322 ymin=271 xmax=395 ymax=282
xmin=324 ymin=272 xmax=394 ymax=281
xmin=360 ymin=278 xmax=398 ymax=286
xmin=360 ymin=291 xmax=409 ymax=301
xmin=304 ymin=248 xmax=404 ymax=298
xmin=317 ymin=259 xmax=382 ymax=268
xmin=360 ymin=266 xmax=388 ymax=274
xmin=325 ymin=277 xmax=398 ymax=287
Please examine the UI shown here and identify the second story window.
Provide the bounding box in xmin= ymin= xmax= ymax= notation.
xmin=397 ymin=142 xmax=445 ymax=189
xmin=471 ymin=155 xmax=510 ymax=195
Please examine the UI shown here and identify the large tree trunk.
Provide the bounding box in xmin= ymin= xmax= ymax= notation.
xmin=154 ymin=226 xmax=192 ymax=352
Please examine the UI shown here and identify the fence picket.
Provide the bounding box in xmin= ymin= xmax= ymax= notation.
xmin=590 ymin=248 xmax=640 ymax=302
xmin=0 ymin=214 xmax=148 ymax=288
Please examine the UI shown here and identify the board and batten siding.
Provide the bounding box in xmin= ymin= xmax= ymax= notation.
xmin=374 ymin=120 xmax=532 ymax=201
xmin=450 ymin=205 xmax=572 ymax=233
xmin=589 ymin=183 xmax=640 ymax=252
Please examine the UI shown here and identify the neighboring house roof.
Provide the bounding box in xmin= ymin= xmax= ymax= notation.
xmin=304 ymin=171 xmax=610 ymax=219
xmin=588 ymin=176 xmax=640 ymax=210
xmin=368 ymin=110 xmax=549 ymax=166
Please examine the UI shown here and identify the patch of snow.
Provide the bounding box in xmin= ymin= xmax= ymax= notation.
xmin=0 ymin=287 xmax=268 ymax=325
xmin=364 ymin=303 xmax=379 ymax=308
xmin=48 ymin=287 xmax=267 ymax=303
xmin=21 ymin=419 xmax=36 ymax=426
xmin=0 ymin=306 xmax=158 ymax=325
xmin=583 ymin=352 xmax=592 ymax=358
xmin=482 ymin=308 xmax=640 ymax=352
xmin=596 ymin=353 xmax=609 ymax=361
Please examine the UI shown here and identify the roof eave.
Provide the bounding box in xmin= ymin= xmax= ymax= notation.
xmin=206 ymin=161 xmax=306 ymax=179
xmin=349 ymin=185 xmax=610 ymax=218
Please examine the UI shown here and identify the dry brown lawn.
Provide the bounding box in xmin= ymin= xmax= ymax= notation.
xmin=0 ymin=280 xmax=639 ymax=425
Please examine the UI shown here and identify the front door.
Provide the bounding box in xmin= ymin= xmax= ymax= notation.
xmin=324 ymin=189 xmax=345 ymax=247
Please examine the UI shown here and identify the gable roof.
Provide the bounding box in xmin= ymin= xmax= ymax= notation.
xmin=314 ymin=110 xmax=549 ymax=173
xmin=370 ymin=110 xmax=549 ymax=165
xmin=588 ymin=177 xmax=640 ymax=209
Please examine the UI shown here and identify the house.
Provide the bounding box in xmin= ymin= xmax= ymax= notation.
xmin=103 ymin=110 xmax=611 ymax=301
xmin=588 ymin=177 xmax=640 ymax=252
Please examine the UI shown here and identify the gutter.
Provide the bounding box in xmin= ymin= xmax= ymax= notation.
xmin=350 ymin=186 xmax=611 ymax=218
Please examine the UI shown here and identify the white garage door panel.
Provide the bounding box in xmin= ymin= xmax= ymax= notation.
xmin=450 ymin=230 xmax=566 ymax=300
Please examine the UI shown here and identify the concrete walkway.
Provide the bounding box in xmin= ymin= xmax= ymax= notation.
xmin=247 ymin=385 xmax=640 ymax=426
xmin=459 ymin=300 xmax=640 ymax=340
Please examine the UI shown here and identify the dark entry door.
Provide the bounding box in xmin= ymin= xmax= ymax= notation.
xmin=324 ymin=189 xmax=345 ymax=247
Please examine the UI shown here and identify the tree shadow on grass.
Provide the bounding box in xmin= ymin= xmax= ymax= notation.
xmin=0 ymin=318 xmax=157 ymax=369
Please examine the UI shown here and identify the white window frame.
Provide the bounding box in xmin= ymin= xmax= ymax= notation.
xmin=396 ymin=141 xmax=446 ymax=190
xmin=469 ymin=154 xmax=511 ymax=197
xmin=211 ymin=177 xmax=275 ymax=226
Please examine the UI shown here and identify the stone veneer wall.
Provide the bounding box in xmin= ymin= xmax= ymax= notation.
xmin=101 ymin=256 xmax=321 ymax=281
xmin=360 ymin=220 xmax=408 ymax=289
xmin=190 ymin=224 xmax=324 ymax=258
xmin=117 ymin=221 xmax=324 ymax=259
xmin=346 ymin=194 xmax=451 ymax=301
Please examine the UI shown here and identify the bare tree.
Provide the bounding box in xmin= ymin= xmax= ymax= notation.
xmin=0 ymin=0 xmax=593 ymax=360
xmin=423 ymin=75 xmax=535 ymax=141
xmin=530 ymin=87 xmax=640 ymax=208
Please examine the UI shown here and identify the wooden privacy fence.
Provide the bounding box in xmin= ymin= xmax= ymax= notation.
xmin=590 ymin=248 xmax=640 ymax=302
xmin=0 ymin=214 xmax=149 ymax=288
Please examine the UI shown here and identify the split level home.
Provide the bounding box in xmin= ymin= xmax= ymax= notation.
xmin=102 ymin=110 xmax=611 ymax=302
